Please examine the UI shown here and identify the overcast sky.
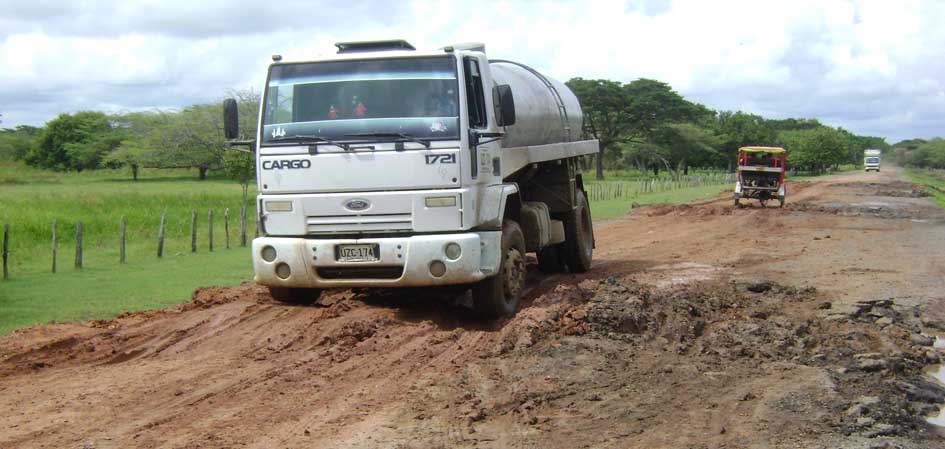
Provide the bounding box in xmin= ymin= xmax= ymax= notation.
xmin=1 ymin=0 xmax=943 ymax=142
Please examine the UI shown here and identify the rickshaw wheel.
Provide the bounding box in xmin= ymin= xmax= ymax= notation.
xmin=759 ymin=198 xmax=767 ymax=207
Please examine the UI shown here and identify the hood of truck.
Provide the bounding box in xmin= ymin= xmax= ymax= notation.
xmin=258 ymin=147 xmax=462 ymax=194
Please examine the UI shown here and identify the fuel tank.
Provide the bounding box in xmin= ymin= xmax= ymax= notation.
xmin=489 ymin=60 xmax=584 ymax=148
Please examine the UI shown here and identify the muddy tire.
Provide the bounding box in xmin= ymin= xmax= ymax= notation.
xmin=563 ymin=190 xmax=593 ymax=273
xmin=472 ymin=220 xmax=526 ymax=318
xmin=268 ymin=287 xmax=321 ymax=305
xmin=537 ymin=243 xmax=567 ymax=273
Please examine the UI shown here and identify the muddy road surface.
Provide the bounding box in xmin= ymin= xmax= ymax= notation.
xmin=2 ymin=168 xmax=945 ymax=449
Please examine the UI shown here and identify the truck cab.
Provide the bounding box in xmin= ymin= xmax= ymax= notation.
xmin=223 ymin=40 xmax=598 ymax=318
xmin=864 ymin=149 xmax=881 ymax=172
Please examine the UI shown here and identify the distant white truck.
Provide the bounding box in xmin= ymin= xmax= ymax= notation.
xmin=223 ymin=40 xmax=598 ymax=317
xmin=864 ymin=148 xmax=881 ymax=172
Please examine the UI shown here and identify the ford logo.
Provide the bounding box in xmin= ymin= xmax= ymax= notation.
xmin=345 ymin=199 xmax=371 ymax=211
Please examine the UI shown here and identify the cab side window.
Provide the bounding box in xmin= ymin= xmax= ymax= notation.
xmin=464 ymin=57 xmax=487 ymax=129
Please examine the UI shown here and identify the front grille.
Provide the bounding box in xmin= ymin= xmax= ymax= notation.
xmin=317 ymin=266 xmax=405 ymax=280
xmin=306 ymin=213 xmax=413 ymax=233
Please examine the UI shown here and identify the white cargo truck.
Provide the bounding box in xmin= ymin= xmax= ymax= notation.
xmin=864 ymin=148 xmax=881 ymax=172
xmin=223 ymin=40 xmax=599 ymax=317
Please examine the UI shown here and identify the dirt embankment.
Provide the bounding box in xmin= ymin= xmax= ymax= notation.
xmin=1 ymin=167 xmax=944 ymax=449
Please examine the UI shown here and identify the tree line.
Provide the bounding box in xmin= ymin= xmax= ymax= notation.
xmin=890 ymin=138 xmax=945 ymax=169
xmin=565 ymin=78 xmax=891 ymax=178
xmin=0 ymin=78 xmax=912 ymax=183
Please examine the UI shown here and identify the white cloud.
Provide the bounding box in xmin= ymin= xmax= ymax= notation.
xmin=0 ymin=0 xmax=943 ymax=142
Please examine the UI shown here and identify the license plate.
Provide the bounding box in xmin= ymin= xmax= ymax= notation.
xmin=336 ymin=244 xmax=379 ymax=262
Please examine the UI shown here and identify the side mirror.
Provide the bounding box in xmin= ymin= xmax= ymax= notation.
xmin=223 ymin=98 xmax=239 ymax=140
xmin=493 ymin=84 xmax=516 ymax=127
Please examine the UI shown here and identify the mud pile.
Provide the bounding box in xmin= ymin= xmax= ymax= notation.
xmin=463 ymin=277 xmax=945 ymax=447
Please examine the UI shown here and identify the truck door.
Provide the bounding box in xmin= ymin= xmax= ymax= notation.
xmin=463 ymin=55 xmax=501 ymax=186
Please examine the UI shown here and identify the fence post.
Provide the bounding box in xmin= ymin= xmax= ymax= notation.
xmin=119 ymin=216 xmax=126 ymax=264
xmin=224 ymin=208 xmax=230 ymax=249
xmin=2 ymin=224 xmax=8 ymax=281
xmin=51 ymin=220 xmax=57 ymax=273
xmin=191 ymin=210 xmax=197 ymax=253
xmin=157 ymin=213 xmax=166 ymax=258
xmin=75 ymin=222 xmax=83 ymax=269
xmin=208 ymin=209 xmax=214 ymax=252
xmin=240 ymin=205 xmax=247 ymax=247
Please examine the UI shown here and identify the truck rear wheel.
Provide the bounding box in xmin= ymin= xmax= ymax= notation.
xmin=537 ymin=243 xmax=567 ymax=273
xmin=472 ymin=220 xmax=526 ymax=318
xmin=268 ymin=287 xmax=322 ymax=305
xmin=563 ymin=190 xmax=593 ymax=273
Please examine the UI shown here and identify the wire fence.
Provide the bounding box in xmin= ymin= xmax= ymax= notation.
xmin=585 ymin=173 xmax=736 ymax=202
xmin=1 ymin=207 xmax=257 ymax=281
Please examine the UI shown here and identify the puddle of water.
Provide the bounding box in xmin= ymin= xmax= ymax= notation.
xmin=927 ymin=365 xmax=945 ymax=427
xmin=926 ymin=337 xmax=945 ymax=427
xmin=649 ymin=262 xmax=718 ymax=287
xmin=929 ymin=364 xmax=945 ymax=385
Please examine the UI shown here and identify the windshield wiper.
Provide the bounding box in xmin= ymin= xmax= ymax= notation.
xmin=344 ymin=132 xmax=431 ymax=149
xmin=269 ymin=134 xmax=350 ymax=151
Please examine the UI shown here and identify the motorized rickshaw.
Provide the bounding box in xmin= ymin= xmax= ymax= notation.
xmin=734 ymin=146 xmax=786 ymax=208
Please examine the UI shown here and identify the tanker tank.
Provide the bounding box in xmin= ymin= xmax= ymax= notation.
xmin=488 ymin=60 xmax=584 ymax=149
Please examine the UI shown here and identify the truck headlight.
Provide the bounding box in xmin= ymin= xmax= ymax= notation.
xmin=425 ymin=196 xmax=456 ymax=208
xmin=265 ymin=201 xmax=293 ymax=212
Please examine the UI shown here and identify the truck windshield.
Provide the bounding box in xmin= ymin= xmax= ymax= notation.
xmin=866 ymin=157 xmax=880 ymax=164
xmin=261 ymin=56 xmax=459 ymax=145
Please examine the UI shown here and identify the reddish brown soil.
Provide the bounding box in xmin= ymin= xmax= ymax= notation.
xmin=2 ymin=168 xmax=944 ymax=449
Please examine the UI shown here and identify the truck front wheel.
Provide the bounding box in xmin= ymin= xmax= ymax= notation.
xmin=472 ymin=220 xmax=526 ymax=318
xmin=268 ymin=287 xmax=322 ymax=305
xmin=564 ymin=190 xmax=593 ymax=273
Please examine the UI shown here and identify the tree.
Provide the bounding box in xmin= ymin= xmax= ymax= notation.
xmin=567 ymin=77 xmax=711 ymax=179
xmin=26 ymin=111 xmax=114 ymax=171
xmin=714 ymin=111 xmax=776 ymax=170
xmin=0 ymin=126 xmax=38 ymax=161
xmin=566 ymin=78 xmax=631 ymax=179
xmin=779 ymin=126 xmax=847 ymax=173
xmin=654 ymin=123 xmax=722 ymax=175
xmin=224 ymin=150 xmax=255 ymax=205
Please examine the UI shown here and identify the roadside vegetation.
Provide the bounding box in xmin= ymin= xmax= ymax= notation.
xmin=566 ymin=78 xmax=888 ymax=179
xmin=905 ymin=168 xmax=945 ymax=209
xmin=892 ymin=138 xmax=945 ymax=169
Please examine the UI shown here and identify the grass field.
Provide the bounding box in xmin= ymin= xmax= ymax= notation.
xmin=0 ymin=161 xmax=257 ymax=334
xmin=905 ymin=168 xmax=945 ymax=209
xmin=587 ymin=182 xmax=732 ymax=221
xmin=0 ymin=161 xmax=257 ymax=273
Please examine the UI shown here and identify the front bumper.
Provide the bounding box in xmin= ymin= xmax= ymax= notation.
xmin=252 ymin=232 xmax=501 ymax=288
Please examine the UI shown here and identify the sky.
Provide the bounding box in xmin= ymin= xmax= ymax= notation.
xmin=1 ymin=0 xmax=943 ymax=143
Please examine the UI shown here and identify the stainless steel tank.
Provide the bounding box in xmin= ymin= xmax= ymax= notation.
xmin=489 ymin=60 xmax=584 ymax=148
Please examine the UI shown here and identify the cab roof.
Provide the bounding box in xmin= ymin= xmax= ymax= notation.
xmin=739 ymin=146 xmax=786 ymax=154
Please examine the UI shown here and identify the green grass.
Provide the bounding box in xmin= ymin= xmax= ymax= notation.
xmin=905 ymin=169 xmax=945 ymax=209
xmin=588 ymin=183 xmax=732 ymax=221
xmin=0 ymin=161 xmax=257 ymax=335
xmin=0 ymin=161 xmax=257 ymax=273
xmin=0 ymin=248 xmax=252 ymax=335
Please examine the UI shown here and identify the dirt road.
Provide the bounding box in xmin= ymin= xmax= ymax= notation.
xmin=2 ymin=168 xmax=944 ymax=449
